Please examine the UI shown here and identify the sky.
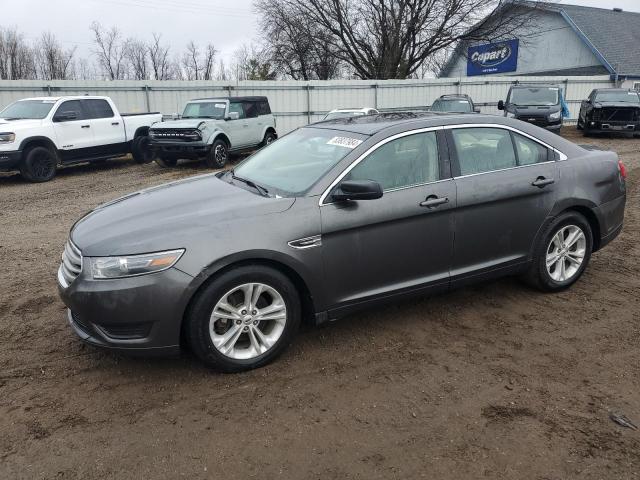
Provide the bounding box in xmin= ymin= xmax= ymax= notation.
xmin=1 ymin=0 xmax=639 ymax=68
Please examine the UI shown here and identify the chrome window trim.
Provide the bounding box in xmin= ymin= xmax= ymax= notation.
xmin=318 ymin=126 xmax=444 ymax=206
xmin=452 ymin=160 xmax=556 ymax=180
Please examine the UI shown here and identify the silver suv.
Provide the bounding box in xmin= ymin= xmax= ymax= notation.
xmin=149 ymin=96 xmax=277 ymax=168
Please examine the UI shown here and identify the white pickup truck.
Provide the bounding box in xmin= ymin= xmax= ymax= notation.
xmin=0 ymin=96 xmax=162 ymax=182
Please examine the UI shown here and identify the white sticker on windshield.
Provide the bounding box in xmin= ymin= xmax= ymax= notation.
xmin=214 ymin=103 xmax=226 ymax=108
xmin=327 ymin=136 xmax=363 ymax=149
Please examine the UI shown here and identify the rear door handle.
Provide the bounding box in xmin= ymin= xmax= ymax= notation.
xmin=420 ymin=195 xmax=449 ymax=208
xmin=532 ymin=176 xmax=555 ymax=188
xmin=81 ymin=125 xmax=90 ymax=129
xmin=112 ymin=122 xmax=120 ymax=126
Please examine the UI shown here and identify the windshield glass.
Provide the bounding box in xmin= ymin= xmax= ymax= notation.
xmin=182 ymin=101 xmax=226 ymax=119
xmin=324 ymin=111 xmax=365 ymax=120
xmin=431 ymin=99 xmax=472 ymax=112
xmin=0 ymin=99 xmax=56 ymax=119
xmin=509 ymin=87 xmax=559 ymax=106
xmin=595 ymin=91 xmax=640 ymax=103
xmin=231 ymin=128 xmax=365 ymax=196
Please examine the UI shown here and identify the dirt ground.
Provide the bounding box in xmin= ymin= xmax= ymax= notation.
xmin=0 ymin=128 xmax=638 ymax=479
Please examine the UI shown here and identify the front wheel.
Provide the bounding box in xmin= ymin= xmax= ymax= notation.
xmin=205 ymin=139 xmax=228 ymax=168
xmin=523 ymin=212 xmax=593 ymax=292
xmin=186 ymin=265 xmax=301 ymax=372
xmin=20 ymin=146 xmax=58 ymax=182
xmin=131 ymin=136 xmax=155 ymax=164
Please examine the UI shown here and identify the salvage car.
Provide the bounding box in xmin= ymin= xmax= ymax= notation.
xmin=58 ymin=112 xmax=626 ymax=372
xmin=149 ymin=96 xmax=277 ymax=168
xmin=577 ymin=88 xmax=640 ymax=136
xmin=429 ymin=94 xmax=480 ymax=113
xmin=498 ymin=85 xmax=563 ymax=132
xmin=0 ymin=96 xmax=161 ymax=182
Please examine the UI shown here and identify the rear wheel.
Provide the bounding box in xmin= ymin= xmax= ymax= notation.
xmin=155 ymin=156 xmax=178 ymax=168
xmin=131 ymin=136 xmax=155 ymax=164
xmin=205 ymin=139 xmax=228 ymax=168
xmin=524 ymin=212 xmax=592 ymax=292
xmin=187 ymin=265 xmax=301 ymax=372
xmin=261 ymin=130 xmax=277 ymax=148
xmin=20 ymin=146 xmax=58 ymax=182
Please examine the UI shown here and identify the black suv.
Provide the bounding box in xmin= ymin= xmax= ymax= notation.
xmin=498 ymin=85 xmax=563 ymax=132
xmin=429 ymin=94 xmax=479 ymax=113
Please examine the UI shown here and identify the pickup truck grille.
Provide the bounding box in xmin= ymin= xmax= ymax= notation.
xmin=58 ymin=239 xmax=82 ymax=288
xmin=150 ymin=129 xmax=202 ymax=141
xmin=599 ymin=107 xmax=638 ymax=122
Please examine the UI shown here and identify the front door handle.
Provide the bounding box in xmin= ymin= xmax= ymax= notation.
xmin=81 ymin=125 xmax=90 ymax=129
xmin=112 ymin=122 xmax=120 ymax=126
xmin=420 ymin=195 xmax=449 ymax=208
xmin=532 ymin=176 xmax=554 ymax=188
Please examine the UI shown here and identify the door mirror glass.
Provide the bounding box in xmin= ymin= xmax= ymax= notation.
xmin=497 ymin=100 xmax=505 ymax=110
xmin=226 ymin=111 xmax=240 ymax=121
xmin=54 ymin=111 xmax=78 ymax=122
xmin=332 ymin=179 xmax=383 ymax=202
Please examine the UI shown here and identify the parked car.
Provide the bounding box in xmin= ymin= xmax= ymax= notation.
xmin=578 ymin=88 xmax=640 ymax=136
xmin=0 ymin=96 xmax=161 ymax=182
xmin=58 ymin=112 xmax=626 ymax=372
xmin=149 ymin=96 xmax=277 ymax=168
xmin=429 ymin=94 xmax=479 ymax=113
xmin=322 ymin=108 xmax=379 ymax=121
xmin=498 ymin=85 xmax=563 ymax=132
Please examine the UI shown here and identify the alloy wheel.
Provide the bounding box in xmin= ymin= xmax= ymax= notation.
xmin=214 ymin=144 xmax=227 ymax=165
xmin=209 ymin=282 xmax=287 ymax=360
xmin=545 ymin=225 xmax=587 ymax=282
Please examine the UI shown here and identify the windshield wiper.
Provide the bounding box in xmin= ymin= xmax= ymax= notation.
xmin=229 ymin=170 xmax=270 ymax=197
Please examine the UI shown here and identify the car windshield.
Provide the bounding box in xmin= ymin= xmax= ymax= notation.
xmin=324 ymin=111 xmax=365 ymax=120
xmin=0 ymin=99 xmax=56 ymax=119
xmin=182 ymin=101 xmax=226 ymax=119
xmin=509 ymin=87 xmax=559 ymax=106
xmin=431 ymin=99 xmax=472 ymax=112
xmin=230 ymin=128 xmax=365 ymax=196
xmin=595 ymin=91 xmax=640 ymax=103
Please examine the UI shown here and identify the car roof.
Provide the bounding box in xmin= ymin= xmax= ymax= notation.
xmin=17 ymin=96 xmax=107 ymax=102
xmin=593 ymin=88 xmax=635 ymax=92
xmin=190 ymin=96 xmax=268 ymax=102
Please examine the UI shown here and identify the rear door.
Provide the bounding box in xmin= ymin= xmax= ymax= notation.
xmin=320 ymin=129 xmax=455 ymax=312
xmin=52 ymin=100 xmax=95 ymax=161
xmin=83 ymin=99 xmax=127 ymax=156
xmin=447 ymin=126 xmax=558 ymax=284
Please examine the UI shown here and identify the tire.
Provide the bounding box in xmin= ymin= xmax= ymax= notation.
xmin=205 ymin=139 xmax=228 ymax=168
xmin=186 ymin=265 xmax=301 ymax=372
xmin=20 ymin=146 xmax=58 ymax=183
xmin=131 ymin=136 xmax=154 ymax=164
xmin=576 ymin=119 xmax=583 ymax=131
xmin=523 ymin=211 xmax=593 ymax=292
xmin=155 ymin=156 xmax=178 ymax=168
xmin=260 ymin=130 xmax=277 ymax=148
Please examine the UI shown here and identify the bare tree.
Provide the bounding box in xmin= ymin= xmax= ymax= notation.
xmin=125 ymin=38 xmax=149 ymax=80
xmin=90 ymin=22 xmax=127 ymax=79
xmin=232 ymin=44 xmax=276 ymax=80
xmin=148 ymin=33 xmax=171 ymax=80
xmin=0 ymin=28 xmax=37 ymax=79
xmin=181 ymin=41 xmax=216 ymax=80
xmin=216 ymin=58 xmax=229 ymax=81
xmin=257 ymin=0 xmax=545 ymax=79
xmin=202 ymin=44 xmax=216 ymax=81
xmin=35 ymin=32 xmax=76 ymax=80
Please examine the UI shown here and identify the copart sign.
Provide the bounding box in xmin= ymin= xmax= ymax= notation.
xmin=467 ymin=39 xmax=519 ymax=76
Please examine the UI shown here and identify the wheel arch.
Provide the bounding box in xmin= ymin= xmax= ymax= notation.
xmin=262 ymin=126 xmax=277 ymax=140
xmin=133 ymin=126 xmax=149 ymax=138
xmin=210 ymin=132 xmax=231 ymax=148
xmin=536 ymin=200 xmax=602 ymax=256
xmin=19 ymin=136 xmax=59 ymax=157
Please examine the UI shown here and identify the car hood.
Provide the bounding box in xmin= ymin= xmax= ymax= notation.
xmin=511 ymin=105 xmax=561 ymax=114
xmin=0 ymin=118 xmax=44 ymax=129
xmin=150 ymin=119 xmax=224 ymax=130
xmin=71 ymin=174 xmax=295 ymax=256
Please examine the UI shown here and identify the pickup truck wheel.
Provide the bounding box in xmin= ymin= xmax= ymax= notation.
xmin=155 ymin=156 xmax=178 ymax=168
xmin=261 ymin=131 xmax=277 ymax=148
xmin=20 ymin=146 xmax=57 ymax=183
xmin=206 ymin=139 xmax=228 ymax=168
xmin=131 ymin=136 xmax=154 ymax=164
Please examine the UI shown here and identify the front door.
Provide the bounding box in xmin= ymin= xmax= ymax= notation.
xmin=447 ymin=126 xmax=558 ymax=282
xmin=320 ymin=130 xmax=455 ymax=313
xmin=227 ymin=101 xmax=250 ymax=148
xmin=52 ymin=100 xmax=95 ymax=161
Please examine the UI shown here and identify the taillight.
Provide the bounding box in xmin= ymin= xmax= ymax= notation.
xmin=618 ymin=160 xmax=627 ymax=179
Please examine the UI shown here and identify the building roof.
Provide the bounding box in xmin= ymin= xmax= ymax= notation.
xmin=440 ymin=2 xmax=640 ymax=78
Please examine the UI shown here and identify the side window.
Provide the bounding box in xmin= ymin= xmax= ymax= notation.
xmin=258 ymin=101 xmax=271 ymax=115
xmin=512 ymin=132 xmax=548 ymax=166
xmin=346 ymin=132 xmax=439 ymax=191
xmin=54 ymin=100 xmax=84 ymax=121
xmin=84 ymin=99 xmax=114 ymax=119
xmin=228 ymin=102 xmax=246 ymax=119
xmin=244 ymin=101 xmax=259 ymax=119
xmin=451 ymin=127 xmax=516 ymax=175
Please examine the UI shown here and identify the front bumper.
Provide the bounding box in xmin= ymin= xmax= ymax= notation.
xmin=0 ymin=150 xmax=22 ymax=170
xmin=57 ymin=265 xmax=194 ymax=355
xmin=586 ymin=120 xmax=640 ymax=133
xmin=149 ymin=140 xmax=210 ymax=158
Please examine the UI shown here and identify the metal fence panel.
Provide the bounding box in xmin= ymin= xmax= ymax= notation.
xmin=0 ymin=75 xmax=614 ymax=133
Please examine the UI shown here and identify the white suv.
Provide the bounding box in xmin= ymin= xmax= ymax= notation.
xmin=149 ymin=96 xmax=277 ymax=168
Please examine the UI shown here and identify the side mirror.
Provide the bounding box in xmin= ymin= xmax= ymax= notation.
xmin=497 ymin=100 xmax=505 ymax=111
xmin=226 ymin=112 xmax=240 ymax=121
xmin=332 ymin=179 xmax=383 ymax=202
xmin=54 ymin=111 xmax=78 ymax=122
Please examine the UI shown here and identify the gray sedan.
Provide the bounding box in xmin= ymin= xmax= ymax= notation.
xmin=58 ymin=113 xmax=627 ymax=372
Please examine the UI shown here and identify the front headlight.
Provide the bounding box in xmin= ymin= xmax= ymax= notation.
xmin=0 ymin=132 xmax=16 ymax=143
xmin=89 ymin=249 xmax=185 ymax=279
xmin=505 ymin=111 xmax=516 ymax=118
xmin=549 ymin=111 xmax=562 ymax=120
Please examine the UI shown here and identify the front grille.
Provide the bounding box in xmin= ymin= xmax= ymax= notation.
xmin=601 ymin=108 xmax=636 ymax=122
xmin=59 ymin=239 xmax=82 ymax=288
xmin=150 ymin=129 xmax=202 ymax=141
xmin=517 ymin=114 xmax=547 ymax=124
